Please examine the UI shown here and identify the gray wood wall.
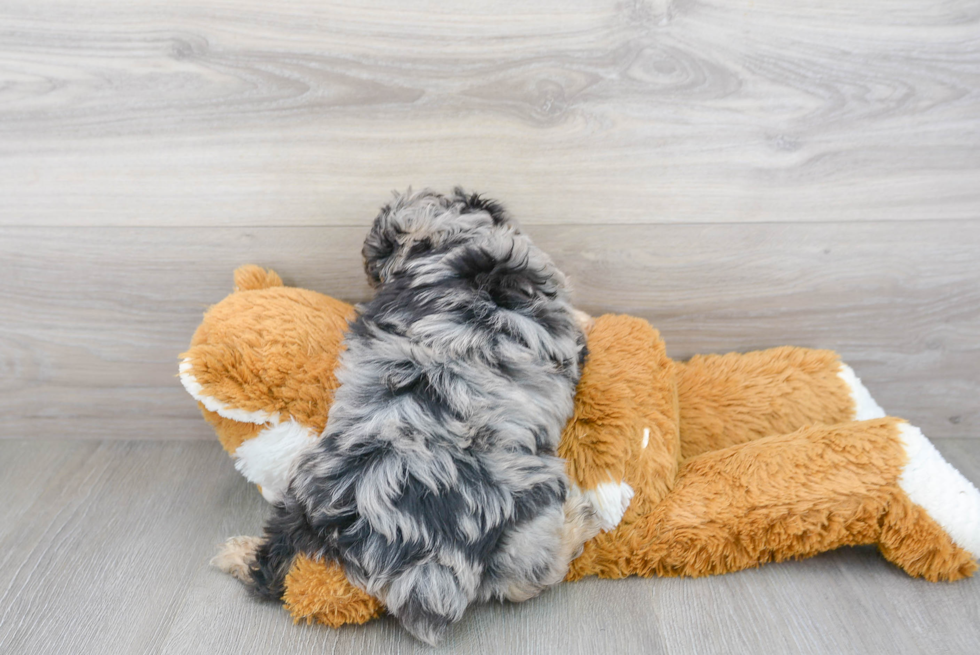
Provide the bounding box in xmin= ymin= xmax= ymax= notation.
xmin=2 ymin=1 xmax=978 ymax=439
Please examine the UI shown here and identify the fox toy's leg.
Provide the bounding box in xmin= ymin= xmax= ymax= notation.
xmin=612 ymin=418 xmax=980 ymax=582
xmin=676 ymin=347 xmax=884 ymax=459
xmin=213 ymin=535 xmax=384 ymax=628
xmin=281 ymin=556 xmax=384 ymax=627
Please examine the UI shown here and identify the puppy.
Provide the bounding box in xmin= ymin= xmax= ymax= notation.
xmin=217 ymin=189 xmax=599 ymax=644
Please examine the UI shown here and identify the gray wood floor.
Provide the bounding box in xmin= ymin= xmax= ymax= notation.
xmin=1 ymin=438 xmax=979 ymax=655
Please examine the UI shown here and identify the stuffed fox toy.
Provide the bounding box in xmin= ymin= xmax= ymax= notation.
xmin=180 ymin=265 xmax=980 ymax=628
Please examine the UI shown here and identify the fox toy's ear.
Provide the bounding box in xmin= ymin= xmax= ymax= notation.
xmin=234 ymin=265 xmax=283 ymax=292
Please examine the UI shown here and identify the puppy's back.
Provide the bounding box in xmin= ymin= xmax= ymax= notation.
xmin=293 ymin=189 xmax=586 ymax=643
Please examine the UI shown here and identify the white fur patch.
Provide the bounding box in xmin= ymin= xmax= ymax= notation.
xmin=641 ymin=427 xmax=650 ymax=449
xmin=179 ymin=358 xmax=279 ymax=425
xmin=234 ymin=418 xmax=318 ymax=503
xmin=897 ymin=423 xmax=980 ymax=558
xmin=838 ymin=364 xmax=886 ymax=420
xmin=574 ymin=479 xmax=634 ymax=532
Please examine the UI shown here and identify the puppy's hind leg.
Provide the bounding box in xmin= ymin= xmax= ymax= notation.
xmin=212 ymin=535 xmax=263 ymax=583
xmin=557 ymin=485 xmax=602 ymax=566
xmin=213 ymin=497 xmax=317 ymax=601
xmin=491 ymin=489 xmax=602 ymax=605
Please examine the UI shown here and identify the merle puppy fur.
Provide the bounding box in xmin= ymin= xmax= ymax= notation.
xmin=242 ymin=189 xmax=596 ymax=644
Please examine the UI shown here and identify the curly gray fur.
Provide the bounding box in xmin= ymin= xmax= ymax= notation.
xmin=247 ymin=188 xmax=595 ymax=644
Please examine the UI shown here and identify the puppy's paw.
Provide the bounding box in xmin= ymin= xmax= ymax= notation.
xmin=572 ymin=309 xmax=595 ymax=334
xmin=561 ymin=487 xmax=604 ymax=561
xmin=212 ymin=535 xmax=262 ymax=583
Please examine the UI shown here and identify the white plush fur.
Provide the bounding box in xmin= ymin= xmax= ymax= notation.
xmin=234 ymin=419 xmax=318 ymax=503
xmin=897 ymin=423 xmax=980 ymax=558
xmin=178 ymin=358 xmax=280 ymax=425
xmin=575 ymin=479 xmax=634 ymax=532
xmin=838 ymin=364 xmax=886 ymax=420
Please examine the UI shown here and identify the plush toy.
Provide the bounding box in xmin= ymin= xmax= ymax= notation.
xmin=181 ymin=265 xmax=980 ymax=628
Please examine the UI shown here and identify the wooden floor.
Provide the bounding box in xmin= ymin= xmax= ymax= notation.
xmin=1 ymin=438 xmax=979 ymax=655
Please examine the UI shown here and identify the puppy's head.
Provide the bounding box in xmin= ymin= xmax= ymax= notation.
xmin=362 ymin=187 xmax=515 ymax=287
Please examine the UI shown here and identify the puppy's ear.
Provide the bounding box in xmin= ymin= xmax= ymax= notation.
xmin=452 ymin=187 xmax=511 ymax=227
xmin=362 ymin=201 xmax=403 ymax=287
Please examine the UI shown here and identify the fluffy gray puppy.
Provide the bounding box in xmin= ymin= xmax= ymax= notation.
xmin=231 ymin=189 xmax=598 ymax=644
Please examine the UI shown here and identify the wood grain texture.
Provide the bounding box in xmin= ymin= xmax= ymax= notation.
xmin=0 ymin=221 xmax=977 ymax=440
xmin=1 ymin=438 xmax=979 ymax=654
xmin=1 ymin=1 xmax=978 ymax=226
xmin=2 ymin=3 xmax=977 ymax=651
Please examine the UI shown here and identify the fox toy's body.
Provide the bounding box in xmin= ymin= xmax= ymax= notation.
xmin=182 ymin=265 xmax=980 ymax=628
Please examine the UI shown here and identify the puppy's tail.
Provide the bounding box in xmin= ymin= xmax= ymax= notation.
xmin=385 ymin=559 xmax=471 ymax=645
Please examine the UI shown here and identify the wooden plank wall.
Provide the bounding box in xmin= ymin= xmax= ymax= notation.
xmin=1 ymin=1 xmax=978 ymax=439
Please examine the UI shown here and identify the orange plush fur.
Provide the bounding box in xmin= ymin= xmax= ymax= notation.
xmin=182 ymin=266 xmax=976 ymax=626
